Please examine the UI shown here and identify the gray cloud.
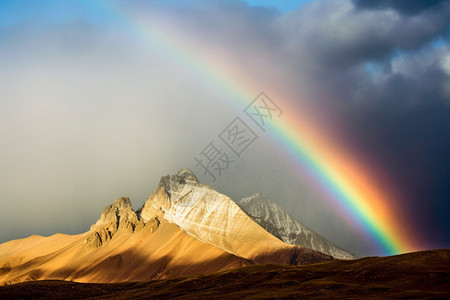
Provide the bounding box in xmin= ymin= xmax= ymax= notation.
xmin=276 ymin=0 xmax=450 ymax=67
xmin=352 ymin=0 xmax=449 ymax=15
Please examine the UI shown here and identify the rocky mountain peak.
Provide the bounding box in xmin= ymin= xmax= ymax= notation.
xmin=240 ymin=193 xmax=269 ymax=207
xmin=114 ymin=196 xmax=132 ymax=208
xmin=138 ymin=169 xmax=314 ymax=262
xmin=177 ymin=168 xmax=199 ymax=183
xmin=86 ymin=197 xmax=148 ymax=248
xmin=239 ymin=193 xmax=356 ymax=260
xmin=159 ymin=169 xmax=199 ymax=199
xmin=94 ymin=197 xmax=133 ymax=227
xmin=140 ymin=169 xmax=203 ymax=223
xmin=85 ymin=169 xmax=335 ymax=264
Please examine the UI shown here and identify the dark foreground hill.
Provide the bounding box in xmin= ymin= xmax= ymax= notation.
xmin=0 ymin=249 xmax=449 ymax=300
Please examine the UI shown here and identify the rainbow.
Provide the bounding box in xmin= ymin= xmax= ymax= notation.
xmin=94 ymin=1 xmax=420 ymax=255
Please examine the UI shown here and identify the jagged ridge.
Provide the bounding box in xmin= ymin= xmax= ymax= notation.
xmin=239 ymin=193 xmax=356 ymax=259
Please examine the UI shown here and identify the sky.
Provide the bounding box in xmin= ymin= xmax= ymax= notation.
xmin=0 ymin=0 xmax=449 ymax=257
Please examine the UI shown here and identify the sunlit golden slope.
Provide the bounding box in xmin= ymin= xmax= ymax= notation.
xmin=0 ymin=169 xmax=331 ymax=286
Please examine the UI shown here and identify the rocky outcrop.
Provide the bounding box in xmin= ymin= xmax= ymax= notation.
xmin=85 ymin=197 xmax=146 ymax=248
xmin=239 ymin=193 xmax=356 ymax=259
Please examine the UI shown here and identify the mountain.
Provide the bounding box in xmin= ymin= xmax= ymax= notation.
xmin=239 ymin=193 xmax=356 ymax=259
xmin=0 ymin=197 xmax=246 ymax=285
xmin=0 ymin=169 xmax=331 ymax=286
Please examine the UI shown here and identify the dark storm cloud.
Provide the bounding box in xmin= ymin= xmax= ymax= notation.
xmin=335 ymin=46 xmax=450 ymax=245
xmin=352 ymin=0 xmax=449 ymax=15
xmin=273 ymin=0 xmax=450 ymax=246
xmin=277 ymin=0 xmax=450 ymax=67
